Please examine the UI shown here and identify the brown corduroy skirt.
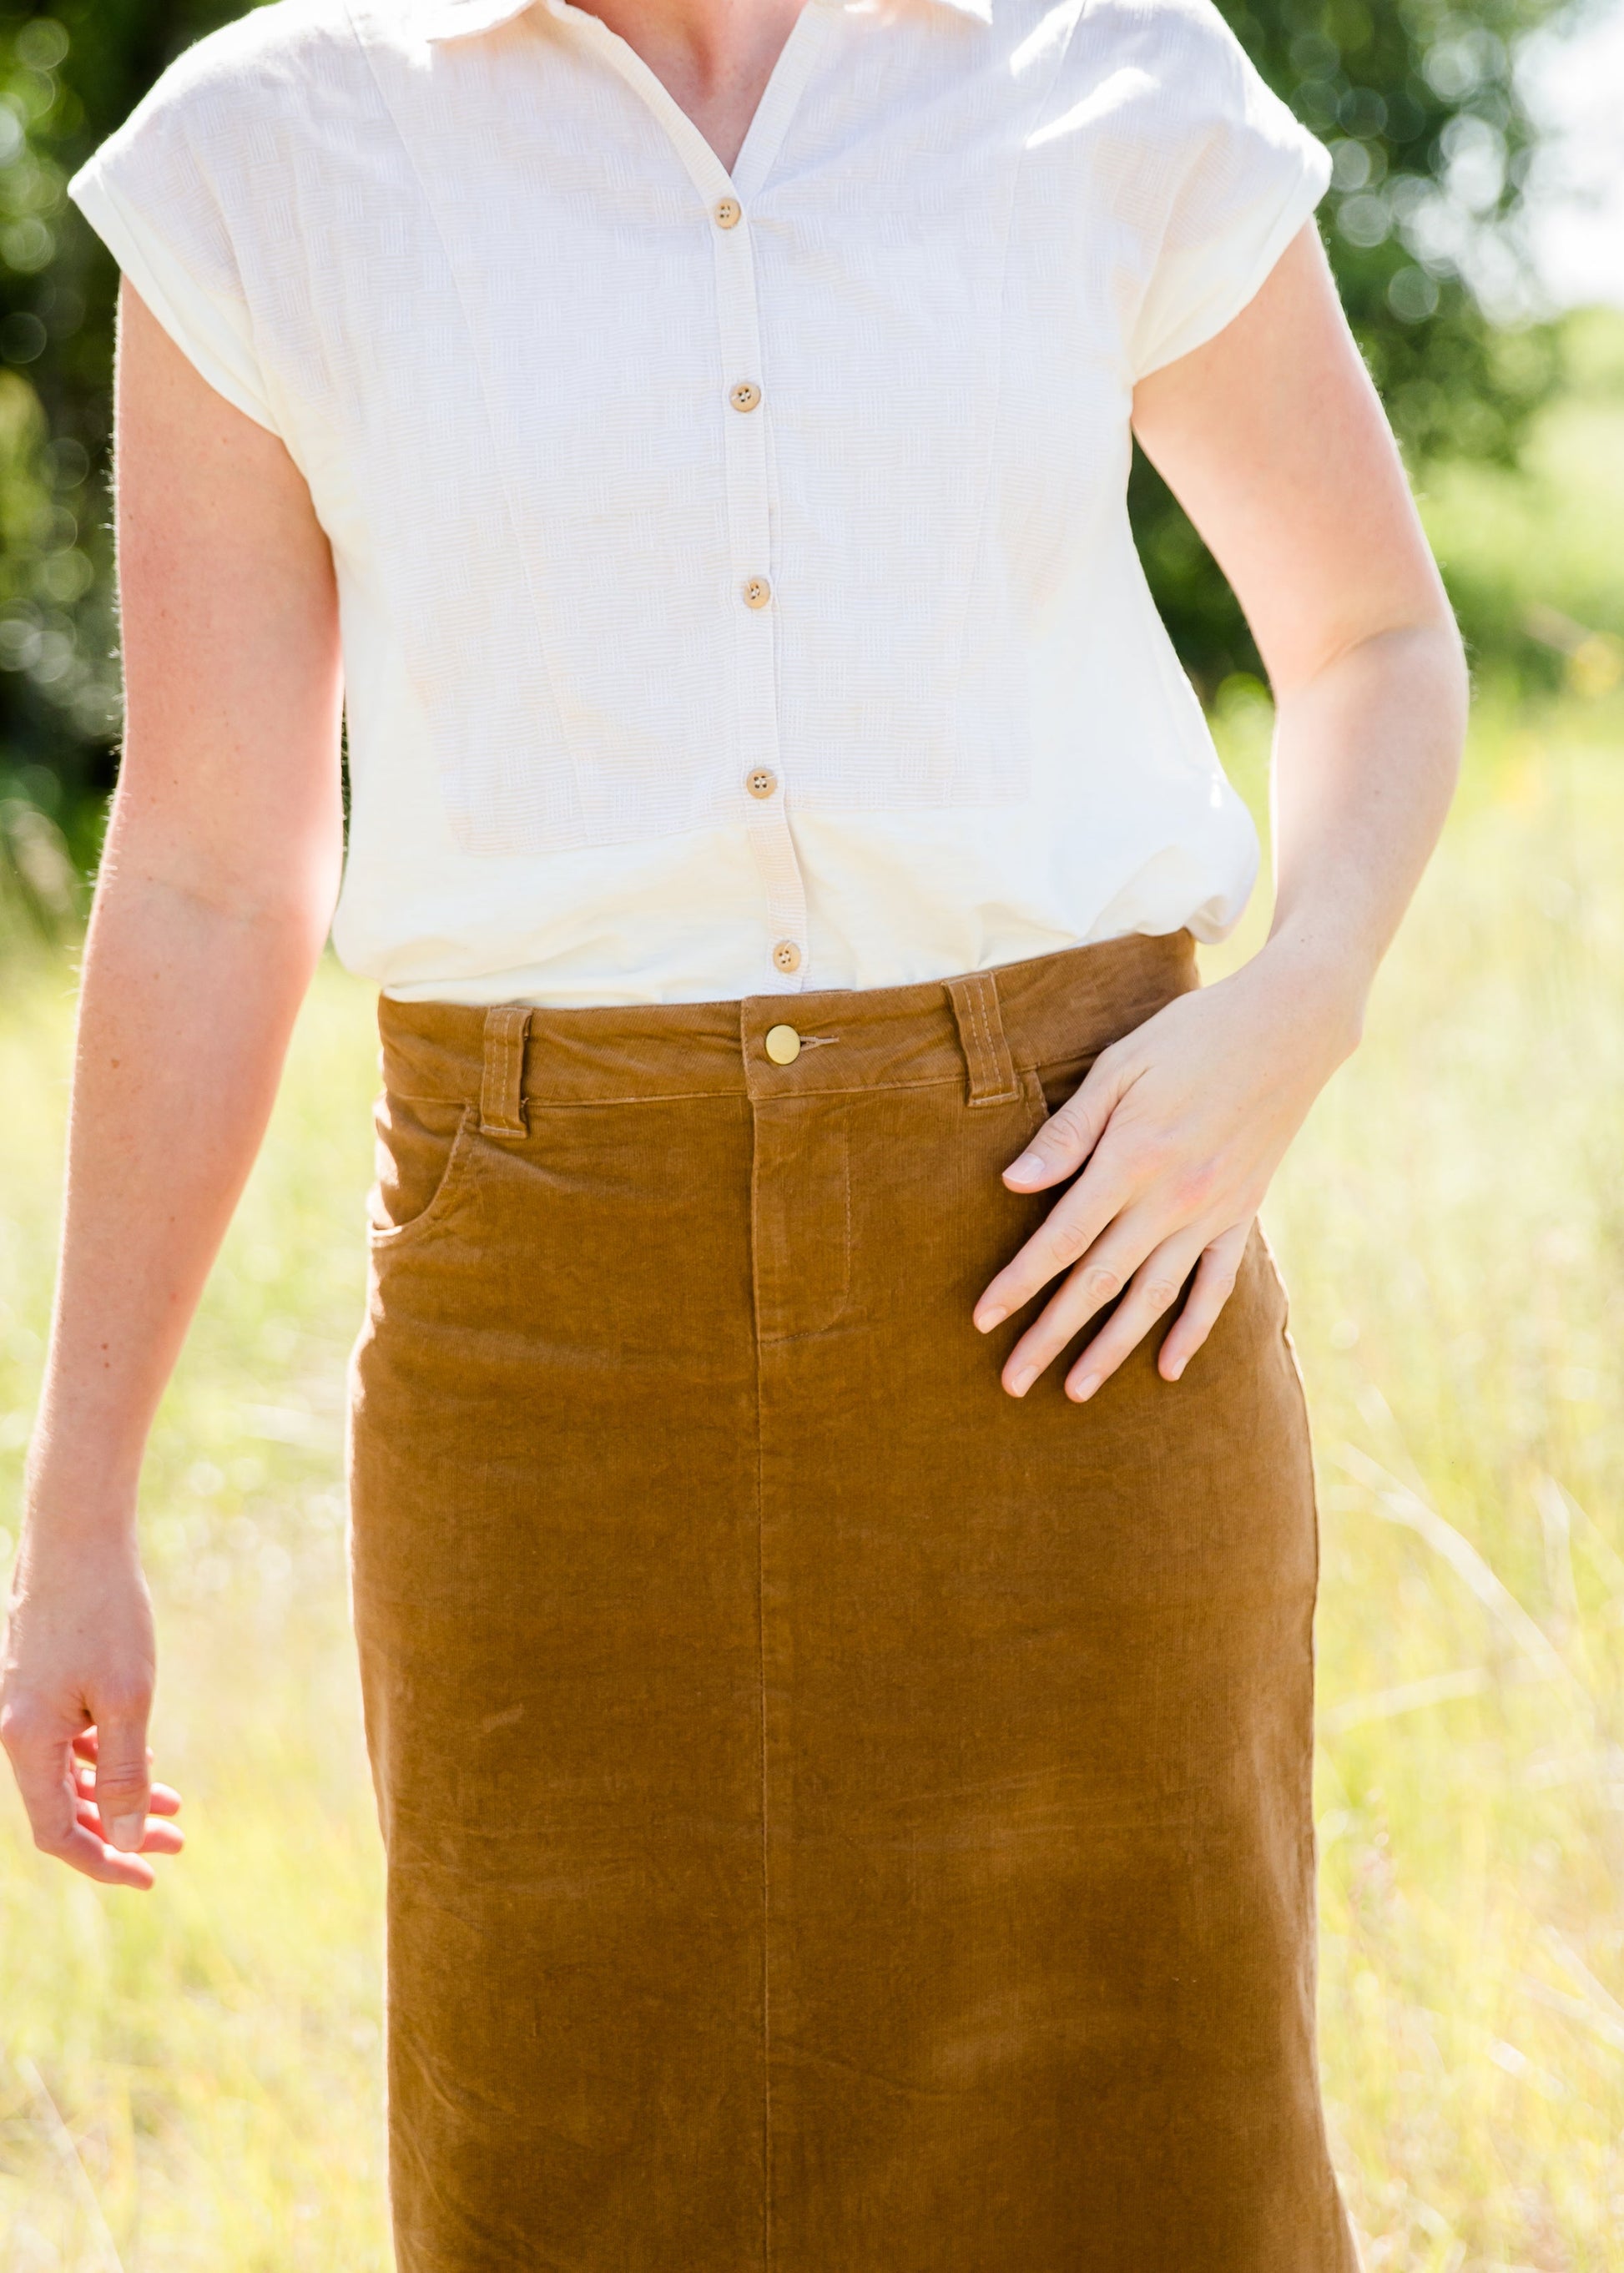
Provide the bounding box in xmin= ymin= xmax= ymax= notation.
xmin=348 ymin=929 xmax=1357 ymax=2273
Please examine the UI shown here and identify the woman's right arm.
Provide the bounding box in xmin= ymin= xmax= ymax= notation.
xmin=0 ymin=280 xmax=343 ymax=1887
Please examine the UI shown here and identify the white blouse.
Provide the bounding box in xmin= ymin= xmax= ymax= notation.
xmin=71 ymin=0 xmax=1329 ymax=1007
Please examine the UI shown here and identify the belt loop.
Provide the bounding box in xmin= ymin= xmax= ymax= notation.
xmin=479 ymin=1005 xmax=532 ymax=1138
xmin=946 ymin=970 xmax=1020 ymax=1108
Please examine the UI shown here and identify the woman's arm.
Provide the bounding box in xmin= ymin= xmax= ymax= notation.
xmin=974 ymin=223 xmax=1467 ymax=1395
xmin=0 ymin=280 xmax=343 ymax=1884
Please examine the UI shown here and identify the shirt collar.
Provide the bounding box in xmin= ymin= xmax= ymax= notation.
xmin=420 ymin=0 xmax=991 ymax=40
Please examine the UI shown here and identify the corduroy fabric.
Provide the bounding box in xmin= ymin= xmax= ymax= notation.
xmin=348 ymin=930 xmax=1358 ymax=2272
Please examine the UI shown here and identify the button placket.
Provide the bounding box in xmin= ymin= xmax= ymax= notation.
xmin=549 ymin=37 xmax=836 ymax=2243
xmin=513 ymin=0 xmax=821 ymax=997
xmin=709 ymin=189 xmax=809 ymax=994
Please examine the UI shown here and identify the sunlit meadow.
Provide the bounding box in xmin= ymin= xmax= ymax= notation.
xmin=2 ymin=685 xmax=1622 ymax=2269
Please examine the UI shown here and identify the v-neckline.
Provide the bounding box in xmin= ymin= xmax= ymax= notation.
xmin=541 ymin=0 xmax=835 ymax=204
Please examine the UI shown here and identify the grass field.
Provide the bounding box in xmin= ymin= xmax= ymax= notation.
xmin=2 ymin=690 xmax=1623 ymax=2270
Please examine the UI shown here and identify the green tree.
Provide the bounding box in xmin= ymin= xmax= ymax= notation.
xmin=0 ymin=0 xmax=1570 ymax=808
xmin=0 ymin=0 xmax=243 ymax=810
xmin=1139 ymin=0 xmax=1564 ymax=693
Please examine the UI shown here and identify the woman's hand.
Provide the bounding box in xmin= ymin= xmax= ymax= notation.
xmin=972 ymin=943 xmax=1360 ymax=1401
xmin=1 ymin=1522 xmax=183 ymax=1888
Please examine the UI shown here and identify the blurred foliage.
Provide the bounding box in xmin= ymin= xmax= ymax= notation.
xmin=1422 ymin=305 xmax=1624 ymax=695
xmin=0 ymin=0 xmax=1588 ymax=811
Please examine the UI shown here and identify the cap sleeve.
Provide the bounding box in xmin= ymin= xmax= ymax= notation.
xmin=68 ymin=46 xmax=280 ymax=435
xmin=1126 ymin=2 xmax=1332 ymax=383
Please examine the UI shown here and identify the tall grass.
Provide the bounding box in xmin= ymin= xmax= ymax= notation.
xmin=1221 ymin=686 xmax=1624 ymax=2269
xmin=0 ymin=966 xmax=387 ymax=2271
xmin=2 ymin=692 xmax=1622 ymax=2268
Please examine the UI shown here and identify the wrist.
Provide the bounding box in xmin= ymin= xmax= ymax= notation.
xmin=22 ymin=1447 xmax=143 ymax=1558
xmin=17 ymin=1503 xmax=142 ymax=1570
xmin=1245 ymin=925 xmax=1373 ymax=1064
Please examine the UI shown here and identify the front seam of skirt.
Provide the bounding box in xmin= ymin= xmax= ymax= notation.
xmin=753 ymin=1218 xmax=775 ymax=2273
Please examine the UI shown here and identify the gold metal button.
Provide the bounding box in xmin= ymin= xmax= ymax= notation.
xmin=743 ymin=577 xmax=772 ymax=610
xmin=773 ymin=940 xmax=802 ymax=974
xmin=730 ymin=381 xmax=762 ymax=413
xmin=764 ymin=1024 xmax=801 ymax=1066
xmin=714 ymin=197 xmax=742 ymax=229
xmin=745 ymin=766 xmax=779 ymax=799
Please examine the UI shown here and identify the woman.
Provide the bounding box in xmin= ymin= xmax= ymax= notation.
xmin=1 ymin=0 xmax=1464 ymax=2262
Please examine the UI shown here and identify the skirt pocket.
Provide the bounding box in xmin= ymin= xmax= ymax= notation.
xmin=366 ymin=1094 xmax=481 ymax=1252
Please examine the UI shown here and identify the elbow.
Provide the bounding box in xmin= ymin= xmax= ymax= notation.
xmin=93 ymin=829 xmax=340 ymax=955
xmin=1300 ymin=607 xmax=1470 ymax=739
xmin=95 ymin=783 xmax=343 ymax=945
xmin=1425 ymin=608 xmax=1471 ymax=784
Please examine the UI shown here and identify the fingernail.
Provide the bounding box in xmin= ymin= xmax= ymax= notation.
xmin=1004 ymin=1153 xmax=1045 ymax=1187
xmin=107 ymin=1813 xmax=145 ymax=1852
xmin=976 ymin=1306 xmax=1006 ymax=1333
xmin=1006 ymin=1366 xmax=1035 ymax=1398
xmin=1166 ymin=1359 xmax=1186 ymax=1382
xmin=1070 ymin=1374 xmax=1100 ymax=1403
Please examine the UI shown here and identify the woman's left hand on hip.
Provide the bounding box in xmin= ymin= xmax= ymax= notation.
xmin=971 ymin=947 xmax=1358 ymax=1402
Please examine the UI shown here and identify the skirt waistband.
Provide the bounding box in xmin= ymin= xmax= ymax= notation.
xmin=376 ymin=930 xmax=1199 ymax=1131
